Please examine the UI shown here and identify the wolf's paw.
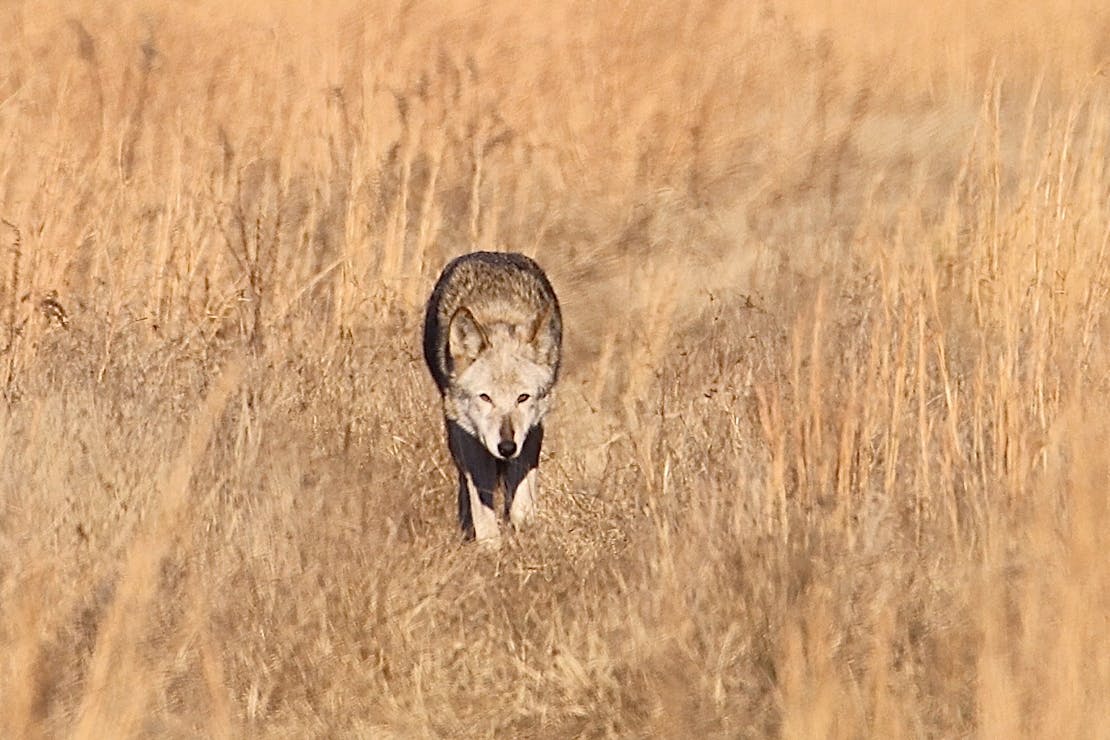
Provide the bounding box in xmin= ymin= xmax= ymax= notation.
xmin=476 ymin=531 xmax=502 ymax=551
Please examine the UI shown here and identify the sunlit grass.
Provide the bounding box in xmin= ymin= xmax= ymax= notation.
xmin=1 ymin=1 xmax=1107 ymax=736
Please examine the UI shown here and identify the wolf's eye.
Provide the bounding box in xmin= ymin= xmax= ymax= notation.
xmin=479 ymin=393 xmax=492 ymax=404
xmin=517 ymin=394 xmax=530 ymax=404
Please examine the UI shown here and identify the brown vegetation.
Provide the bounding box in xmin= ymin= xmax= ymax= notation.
xmin=1 ymin=1 xmax=1108 ymax=736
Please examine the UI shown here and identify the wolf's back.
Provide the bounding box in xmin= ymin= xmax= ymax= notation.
xmin=423 ymin=252 xmax=562 ymax=393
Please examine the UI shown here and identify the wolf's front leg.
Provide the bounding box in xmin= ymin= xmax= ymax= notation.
xmin=456 ymin=473 xmax=474 ymax=537
xmin=448 ymin=421 xmax=500 ymax=546
xmin=466 ymin=474 xmax=500 ymax=545
xmin=505 ymin=424 xmax=543 ymax=528
xmin=508 ymin=469 xmax=538 ymax=527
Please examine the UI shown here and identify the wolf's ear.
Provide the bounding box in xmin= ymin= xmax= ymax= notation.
xmin=526 ymin=305 xmax=558 ymax=359
xmin=449 ymin=307 xmax=489 ymax=372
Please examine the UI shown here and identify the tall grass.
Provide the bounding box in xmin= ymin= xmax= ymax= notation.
xmin=1 ymin=0 xmax=1108 ymax=736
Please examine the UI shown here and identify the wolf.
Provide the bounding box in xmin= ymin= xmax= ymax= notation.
xmin=423 ymin=251 xmax=563 ymax=544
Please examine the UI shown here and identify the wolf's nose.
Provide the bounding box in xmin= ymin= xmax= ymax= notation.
xmin=497 ymin=440 xmax=517 ymax=458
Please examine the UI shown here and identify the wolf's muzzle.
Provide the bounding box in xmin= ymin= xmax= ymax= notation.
xmin=497 ymin=417 xmax=517 ymax=458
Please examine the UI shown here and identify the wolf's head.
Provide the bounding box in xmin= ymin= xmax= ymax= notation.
xmin=445 ymin=306 xmax=558 ymax=460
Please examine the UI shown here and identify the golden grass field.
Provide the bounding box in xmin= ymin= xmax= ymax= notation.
xmin=1 ymin=1 xmax=1109 ymax=736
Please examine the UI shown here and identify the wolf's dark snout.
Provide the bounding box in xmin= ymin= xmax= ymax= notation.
xmin=497 ymin=440 xmax=517 ymax=458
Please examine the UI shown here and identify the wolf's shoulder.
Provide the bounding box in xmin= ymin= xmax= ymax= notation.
xmin=433 ymin=252 xmax=558 ymax=311
xmin=440 ymin=251 xmax=551 ymax=286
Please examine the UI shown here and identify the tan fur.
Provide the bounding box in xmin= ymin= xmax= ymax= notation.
xmin=423 ymin=252 xmax=562 ymax=539
xmin=509 ymin=468 xmax=538 ymax=527
xmin=427 ymin=255 xmax=561 ymax=391
xmin=444 ymin=325 xmax=554 ymax=457
xmin=466 ymin=474 xmax=501 ymax=547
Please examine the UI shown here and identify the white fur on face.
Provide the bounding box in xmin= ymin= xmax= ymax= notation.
xmin=448 ymin=331 xmax=553 ymax=460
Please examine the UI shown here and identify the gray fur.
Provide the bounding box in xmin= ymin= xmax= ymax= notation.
xmin=423 ymin=252 xmax=562 ymax=543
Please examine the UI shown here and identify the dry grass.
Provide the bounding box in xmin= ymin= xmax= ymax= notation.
xmin=1 ymin=0 xmax=1109 ymax=736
